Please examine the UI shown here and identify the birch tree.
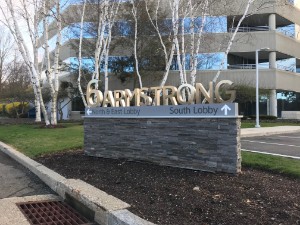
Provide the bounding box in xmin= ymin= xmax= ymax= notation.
xmin=130 ymin=0 xmax=143 ymax=88
xmin=0 ymin=32 xmax=14 ymax=94
xmin=188 ymin=0 xmax=209 ymax=86
xmin=77 ymin=0 xmax=88 ymax=107
xmin=147 ymin=0 xmax=256 ymax=103
xmin=145 ymin=0 xmax=210 ymax=103
xmin=169 ymin=0 xmax=211 ymax=101
xmin=42 ymin=0 xmax=62 ymax=125
xmin=145 ymin=0 xmax=211 ymax=89
xmin=90 ymin=0 xmax=120 ymax=92
xmin=145 ymin=0 xmax=176 ymax=88
xmin=212 ymin=0 xmax=255 ymax=84
xmin=1 ymin=0 xmax=65 ymax=125
xmin=195 ymin=0 xmax=256 ymax=103
xmin=0 ymin=0 xmax=50 ymax=125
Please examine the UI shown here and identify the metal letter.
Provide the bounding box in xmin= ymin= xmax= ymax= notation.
xmin=215 ymin=80 xmax=236 ymax=103
xmin=86 ymin=79 xmax=103 ymax=107
xmin=114 ymin=90 xmax=126 ymax=107
xmin=162 ymin=86 xmax=178 ymax=105
xmin=124 ymin=89 xmax=140 ymax=106
xmin=177 ymin=84 xmax=196 ymax=105
xmin=149 ymin=87 xmax=162 ymax=106
xmin=140 ymin=88 xmax=152 ymax=106
xmin=103 ymin=91 xmax=116 ymax=107
xmin=195 ymin=82 xmax=214 ymax=104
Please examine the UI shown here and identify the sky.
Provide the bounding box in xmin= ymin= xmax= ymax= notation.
xmin=0 ymin=0 xmax=33 ymax=57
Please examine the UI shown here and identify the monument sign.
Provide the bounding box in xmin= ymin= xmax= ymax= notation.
xmin=84 ymin=79 xmax=241 ymax=174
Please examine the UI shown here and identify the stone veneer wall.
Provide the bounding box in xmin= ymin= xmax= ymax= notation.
xmin=84 ymin=118 xmax=241 ymax=174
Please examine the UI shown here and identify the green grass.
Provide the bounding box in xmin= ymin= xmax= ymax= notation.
xmin=0 ymin=122 xmax=299 ymax=178
xmin=0 ymin=123 xmax=83 ymax=158
xmin=242 ymin=151 xmax=300 ymax=178
xmin=241 ymin=121 xmax=300 ymax=129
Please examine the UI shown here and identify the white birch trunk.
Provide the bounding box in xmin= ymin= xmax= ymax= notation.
xmin=104 ymin=1 xmax=120 ymax=91
xmin=78 ymin=0 xmax=88 ymax=107
xmin=92 ymin=0 xmax=120 ymax=92
xmin=43 ymin=0 xmax=56 ymax=125
xmin=197 ymin=0 xmax=255 ymax=104
xmin=212 ymin=0 xmax=255 ymax=83
xmin=51 ymin=0 xmax=62 ymax=125
xmin=22 ymin=0 xmax=42 ymax=122
xmin=190 ymin=0 xmax=209 ymax=86
xmin=180 ymin=14 xmax=187 ymax=84
xmin=171 ymin=0 xmax=185 ymax=85
xmin=1 ymin=0 xmax=50 ymax=125
xmin=159 ymin=43 xmax=176 ymax=87
xmin=104 ymin=42 xmax=110 ymax=92
xmin=93 ymin=6 xmax=107 ymax=81
xmin=130 ymin=0 xmax=143 ymax=88
xmin=145 ymin=0 xmax=176 ymax=88
xmin=171 ymin=0 xmax=191 ymax=100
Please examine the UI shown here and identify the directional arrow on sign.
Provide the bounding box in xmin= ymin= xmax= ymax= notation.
xmin=86 ymin=108 xmax=92 ymax=116
xmin=221 ymin=104 xmax=231 ymax=116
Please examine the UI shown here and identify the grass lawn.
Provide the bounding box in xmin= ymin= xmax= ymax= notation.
xmin=241 ymin=121 xmax=300 ymax=128
xmin=0 ymin=122 xmax=299 ymax=178
xmin=242 ymin=151 xmax=300 ymax=178
xmin=0 ymin=123 xmax=83 ymax=158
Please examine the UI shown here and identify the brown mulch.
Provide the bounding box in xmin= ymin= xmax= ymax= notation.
xmin=36 ymin=150 xmax=300 ymax=225
xmin=0 ymin=117 xmax=37 ymax=125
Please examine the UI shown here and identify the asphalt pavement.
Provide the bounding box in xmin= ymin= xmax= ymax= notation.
xmin=242 ymin=131 xmax=300 ymax=159
xmin=0 ymin=151 xmax=54 ymax=199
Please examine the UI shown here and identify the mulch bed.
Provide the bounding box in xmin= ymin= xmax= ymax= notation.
xmin=36 ymin=150 xmax=300 ymax=225
xmin=0 ymin=118 xmax=37 ymax=125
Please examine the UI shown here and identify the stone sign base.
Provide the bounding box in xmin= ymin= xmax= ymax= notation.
xmin=84 ymin=118 xmax=241 ymax=174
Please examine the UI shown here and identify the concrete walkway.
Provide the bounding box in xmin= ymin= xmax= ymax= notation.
xmin=241 ymin=126 xmax=300 ymax=138
xmin=0 ymin=151 xmax=54 ymax=199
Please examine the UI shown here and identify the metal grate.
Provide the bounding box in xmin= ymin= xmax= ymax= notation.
xmin=17 ymin=201 xmax=94 ymax=225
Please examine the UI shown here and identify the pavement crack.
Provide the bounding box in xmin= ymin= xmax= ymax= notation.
xmin=5 ymin=187 xmax=31 ymax=198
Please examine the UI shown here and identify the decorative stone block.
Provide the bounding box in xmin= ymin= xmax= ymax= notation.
xmin=84 ymin=118 xmax=241 ymax=174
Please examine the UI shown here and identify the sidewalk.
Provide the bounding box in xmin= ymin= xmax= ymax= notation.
xmin=0 ymin=151 xmax=54 ymax=199
xmin=241 ymin=126 xmax=300 ymax=138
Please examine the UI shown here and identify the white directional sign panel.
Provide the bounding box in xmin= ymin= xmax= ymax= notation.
xmin=85 ymin=103 xmax=239 ymax=118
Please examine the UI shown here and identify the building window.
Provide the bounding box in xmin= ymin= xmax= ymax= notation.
xmin=65 ymin=57 xmax=95 ymax=71
xmin=165 ymin=16 xmax=227 ymax=34
xmin=277 ymin=24 xmax=295 ymax=38
xmin=170 ymin=53 xmax=227 ymax=71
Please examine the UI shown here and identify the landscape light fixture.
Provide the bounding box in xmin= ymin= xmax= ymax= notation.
xmin=255 ymin=47 xmax=270 ymax=128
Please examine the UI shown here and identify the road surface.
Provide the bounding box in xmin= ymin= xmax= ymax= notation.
xmin=242 ymin=132 xmax=300 ymax=159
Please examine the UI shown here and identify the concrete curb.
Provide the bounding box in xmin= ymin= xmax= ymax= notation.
xmin=241 ymin=126 xmax=300 ymax=138
xmin=0 ymin=142 xmax=155 ymax=225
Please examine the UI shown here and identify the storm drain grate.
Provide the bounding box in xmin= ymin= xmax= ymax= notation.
xmin=17 ymin=201 xmax=94 ymax=225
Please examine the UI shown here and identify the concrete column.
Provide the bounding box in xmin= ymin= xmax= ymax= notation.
xmin=296 ymin=59 xmax=300 ymax=73
xmin=295 ymin=24 xmax=300 ymax=41
xmin=295 ymin=0 xmax=300 ymax=9
xmin=268 ymin=14 xmax=276 ymax=31
xmin=269 ymin=52 xmax=277 ymax=69
xmin=269 ymin=90 xmax=277 ymax=117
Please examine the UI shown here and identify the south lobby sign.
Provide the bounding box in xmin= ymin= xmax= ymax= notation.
xmin=84 ymin=79 xmax=241 ymax=174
